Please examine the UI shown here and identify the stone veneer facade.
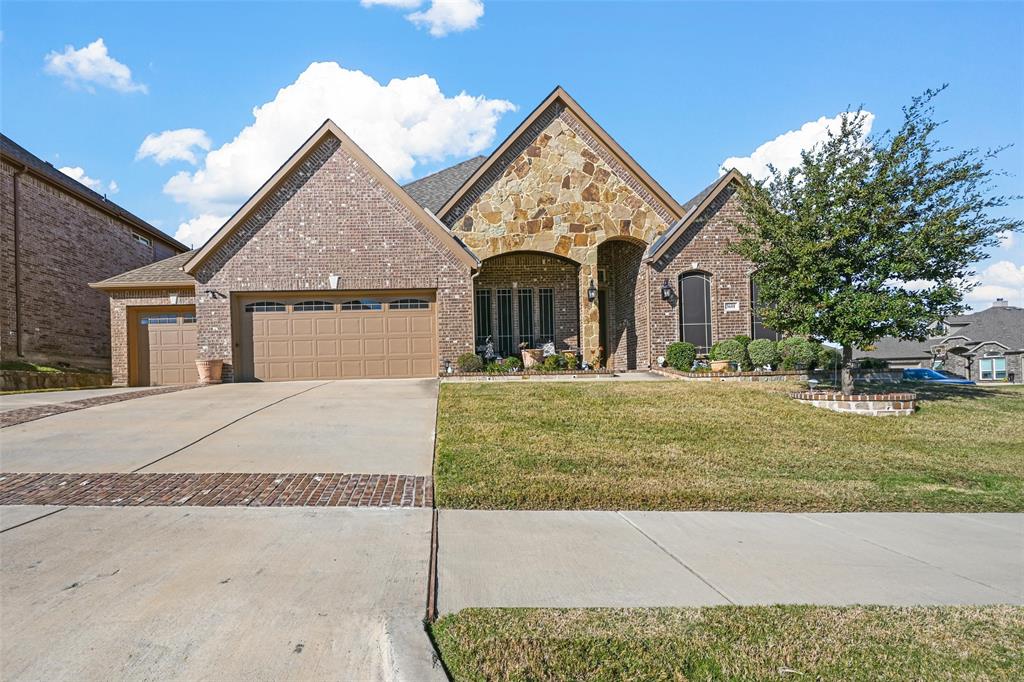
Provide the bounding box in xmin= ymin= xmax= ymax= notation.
xmin=190 ymin=135 xmax=474 ymax=382
xmin=442 ymin=102 xmax=677 ymax=365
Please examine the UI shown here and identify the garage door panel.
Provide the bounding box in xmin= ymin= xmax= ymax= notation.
xmin=248 ymin=294 xmax=435 ymax=381
xmin=137 ymin=311 xmax=198 ymax=386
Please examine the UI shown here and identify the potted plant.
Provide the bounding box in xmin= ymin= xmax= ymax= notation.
xmin=195 ymin=358 xmax=223 ymax=384
xmin=521 ymin=341 xmax=543 ymax=369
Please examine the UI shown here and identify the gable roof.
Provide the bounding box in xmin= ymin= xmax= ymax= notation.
xmin=857 ymin=304 xmax=1024 ymax=359
xmin=403 ymin=156 xmax=486 ymax=213
xmin=644 ymin=169 xmax=745 ymax=263
xmin=1 ymin=133 xmax=187 ymax=252
xmin=183 ymin=120 xmax=479 ymax=275
xmin=90 ymin=250 xmax=196 ymax=290
xmin=436 ymin=86 xmax=685 ymax=222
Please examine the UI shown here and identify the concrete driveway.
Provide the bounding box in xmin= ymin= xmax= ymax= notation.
xmin=0 ymin=379 xmax=438 ymax=475
xmin=1 ymin=379 xmax=443 ymax=681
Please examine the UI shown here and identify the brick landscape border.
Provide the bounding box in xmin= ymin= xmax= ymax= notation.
xmin=652 ymin=367 xmax=809 ymax=382
xmin=790 ymin=391 xmax=917 ymax=417
xmin=0 ymin=472 xmax=432 ymax=508
xmin=0 ymin=385 xmax=200 ymax=429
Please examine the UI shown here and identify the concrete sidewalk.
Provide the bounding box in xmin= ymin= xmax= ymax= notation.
xmin=1 ymin=506 xmax=445 ymax=681
xmin=437 ymin=510 xmax=1023 ymax=614
xmin=0 ymin=386 xmax=151 ymax=413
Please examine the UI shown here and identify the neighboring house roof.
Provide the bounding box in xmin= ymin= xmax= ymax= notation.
xmin=857 ymin=303 xmax=1024 ymax=359
xmin=436 ymin=86 xmax=685 ymax=222
xmin=90 ymin=250 xmax=196 ymax=290
xmin=644 ymin=169 xmax=745 ymax=262
xmin=402 ymin=156 xmax=486 ymax=213
xmin=1 ymin=133 xmax=187 ymax=252
xmin=183 ymin=119 xmax=480 ymax=274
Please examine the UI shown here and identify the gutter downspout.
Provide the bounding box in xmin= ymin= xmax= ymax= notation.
xmin=12 ymin=163 xmax=26 ymax=357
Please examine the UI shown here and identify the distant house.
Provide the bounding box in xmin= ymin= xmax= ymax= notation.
xmin=856 ymin=299 xmax=1023 ymax=383
xmin=1 ymin=134 xmax=187 ymax=370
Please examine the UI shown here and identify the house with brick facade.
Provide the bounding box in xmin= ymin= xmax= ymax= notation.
xmin=857 ymin=299 xmax=1023 ymax=383
xmin=93 ymin=87 xmax=775 ymax=386
xmin=2 ymin=134 xmax=187 ymax=371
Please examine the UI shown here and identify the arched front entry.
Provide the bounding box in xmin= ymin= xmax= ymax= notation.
xmin=597 ymin=238 xmax=647 ymax=370
xmin=473 ymin=251 xmax=580 ymax=357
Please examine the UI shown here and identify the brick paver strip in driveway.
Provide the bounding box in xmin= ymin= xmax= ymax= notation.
xmin=0 ymin=384 xmax=200 ymax=428
xmin=0 ymin=472 xmax=432 ymax=508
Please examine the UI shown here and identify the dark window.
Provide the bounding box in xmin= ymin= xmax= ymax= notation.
xmin=340 ymin=299 xmax=382 ymax=311
xmin=244 ymin=301 xmax=286 ymax=313
xmin=517 ymin=288 xmax=534 ymax=347
xmin=539 ymin=288 xmax=554 ymax=344
xmin=182 ymin=313 xmax=196 ymax=324
xmin=141 ymin=313 xmax=177 ymax=325
xmin=679 ymin=272 xmax=712 ymax=353
xmin=751 ymin=280 xmax=782 ymax=341
xmin=390 ymin=298 xmax=430 ymax=310
xmin=496 ymin=289 xmax=514 ymax=356
xmin=293 ymin=300 xmax=334 ymax=312
xmin=475 ymin=289 xmax=492 ymax=350
xmin=132 ymin=233 xmax=152 ymax=247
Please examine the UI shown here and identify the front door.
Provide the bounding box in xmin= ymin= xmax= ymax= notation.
xmin=597 ymin=290 xmax=608 ymax=368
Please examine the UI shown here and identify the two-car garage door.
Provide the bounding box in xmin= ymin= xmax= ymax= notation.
xmin=241 ymin=293 xmax=437 ymax=381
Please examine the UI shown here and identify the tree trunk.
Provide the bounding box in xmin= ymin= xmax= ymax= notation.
xmin=841 ymin=344 xmax=855 ymax=396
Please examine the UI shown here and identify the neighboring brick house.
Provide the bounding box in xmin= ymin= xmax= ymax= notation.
xmin=856 ymin=299 xmax=1024 ymax=383
xmin=93 ymin=87 xmax=773 ymax=385
xmin=1 ymin=134 xmax=187 ymax=370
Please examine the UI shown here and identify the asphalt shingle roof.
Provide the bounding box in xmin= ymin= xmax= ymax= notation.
xmin=401 ymin=156 xmax=487 ymax=213
xmin=857 ymin=304 xmax=1024 ymax=359
xmin=93 ymin=250 xmax=196 ymax=287
xmin=1 ymin=133 xmax=185 ymax=251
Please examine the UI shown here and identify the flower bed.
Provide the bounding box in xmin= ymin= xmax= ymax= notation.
xmin=653 ymin=367 xmax=808 ymax=382
xmin=789 ymin=390 xmax=917 ymax=417
xmin=440 ymin=369 xmax=614 ymax=382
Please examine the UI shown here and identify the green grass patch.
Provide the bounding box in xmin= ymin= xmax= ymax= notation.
xmin=0 ymin=361 xmax=106 ymax=374
xmin=435 ymin=381 xmax=1024 ymax=511
xmin=431 ymin=606 xmax=1024 ymax=681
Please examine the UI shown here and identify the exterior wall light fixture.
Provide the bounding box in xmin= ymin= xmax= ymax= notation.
xmin=587 ymin=279 xmax=597 ymax=302
xmin=660 ymin=279 xmax=673 ymax=301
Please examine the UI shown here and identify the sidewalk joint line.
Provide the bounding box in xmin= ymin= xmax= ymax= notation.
xmin=616 ymin=511 xmax=735 ymax=605
xmin=797 ymin=514 xmax=1018 ymax=599
xmin=0 ymin=507 xmax=67 ymax=534
xmin=130 ymin=381 xmax=334 ymax=473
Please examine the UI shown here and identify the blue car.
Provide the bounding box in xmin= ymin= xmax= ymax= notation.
xmin=902 ymin=368 xmax=976 ymax=385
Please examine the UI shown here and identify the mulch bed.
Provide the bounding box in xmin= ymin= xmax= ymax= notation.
xmin=0 ymin=472 xmax=432 ymax=508
xmin=0 ymin=385 xmax=200 ymax=429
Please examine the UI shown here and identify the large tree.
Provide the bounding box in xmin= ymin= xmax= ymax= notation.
xmin=732 ymin=87 xmax=1022 ymax=394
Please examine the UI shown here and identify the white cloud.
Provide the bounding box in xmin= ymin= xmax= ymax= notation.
xmin=137 ymin=128 xmax=212 ymax=165
xmin=162 ymin=61 xmax=514 ymax=217
xmin=174 ymin=214 xmax=226 ymax=248
xmin=966 ymin=259 xmax=1024 ymax=309
xmin=998 ymin=231 xmax=1016 ymax=250
xmin=43 ymin=38 xmax=147 ymax=94
xmin=362 ymin=0 xmax=484 ymax=36
xmin=58 ymin=166 xmax=103 ymax=191
xmin=107 ymin=180 xmax=119 ymax=194
xmin=721 ymin=112 xmax=875 ymax=181
xmin=408 ymin=0 xmax=484 ymax=36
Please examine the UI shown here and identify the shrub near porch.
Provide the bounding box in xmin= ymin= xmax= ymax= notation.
xmin=434 ymin=381 xmax=1024 ymax=511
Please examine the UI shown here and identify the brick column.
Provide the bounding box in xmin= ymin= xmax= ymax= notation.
xmin=578 ymin=258 xmax=600 ymax=368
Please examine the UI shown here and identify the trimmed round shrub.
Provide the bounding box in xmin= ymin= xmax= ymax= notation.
xmin=709 ymin=339 xmax=745 ymax=365
xmin=747 ymin=339 xmax=779 ymax=369
xmin=564 ymin=353 xmax=579 ymax=370
xmin=779 ymin=337 xmax=816 ymax=370
xmin=541 ymin=354 xmax=565 ymax=372
xmin=858 ymin=357 xmax=889 ymax=370
xmin=665 ymin=342 xmax=697 ymax=371
xmin=456 ymin=352 xmax=483 ymax=373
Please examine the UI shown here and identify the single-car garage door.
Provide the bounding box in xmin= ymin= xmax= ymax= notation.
xmin=132 ymin=309 xmax=199 ymax=386
xmin=241 ymin=293 xmax=436 ymax=381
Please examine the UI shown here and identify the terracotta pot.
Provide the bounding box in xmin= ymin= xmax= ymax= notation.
xmin=710 ymin=360 xmax=732 ymax=373
xmin=521 ymin=349 xmax=543 ymax=369
xmin=195 ymin=359 xmax=224 ymax=385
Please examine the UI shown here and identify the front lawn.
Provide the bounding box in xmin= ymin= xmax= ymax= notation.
xmin=435 ymin=381 xmax=1024 ymax=511
xmin=430 ymin=606 xmax=1024 ymax=682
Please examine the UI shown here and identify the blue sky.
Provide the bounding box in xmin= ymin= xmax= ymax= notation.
xmin=3 ymin=0 xmax=1022 ymax=308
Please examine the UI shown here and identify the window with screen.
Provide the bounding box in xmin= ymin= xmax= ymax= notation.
xmin=751 ymin=280 xmax=782 ymax=341
xmin=517 ymin=288 xmax=534 ymax=347
xmin=475 ymin=289 xmax=492 ymax=350
xmin=496 ymin=289 xmax=513 ymax=356
xmin=539 ymin=288 xmax=554 ymax=344
xmin=678 ymin=272 xmax=712 ymax=353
